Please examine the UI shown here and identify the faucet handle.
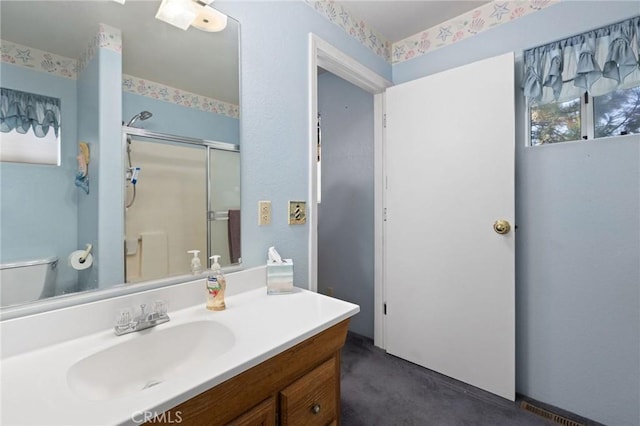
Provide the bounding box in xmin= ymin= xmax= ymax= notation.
xmin=116 ymin=308 xmax=132 ymax=328
xmin=154 ymin=300 xmax=168 ymax=316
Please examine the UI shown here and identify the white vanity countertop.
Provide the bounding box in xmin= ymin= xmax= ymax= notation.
xmin=0 ymin=288 xmax=359 ymax=426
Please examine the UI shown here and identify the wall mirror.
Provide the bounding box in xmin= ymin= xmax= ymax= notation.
xmin=0 ymin=0 xmax=240 ymax=317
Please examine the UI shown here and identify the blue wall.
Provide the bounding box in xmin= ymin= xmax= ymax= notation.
xmin=0 ymin=64 xmax=79 ymax=296
xmin=97 ymin=47 xmax=125 ymax=288
xmin=76 ymin=45 xmax=124 ymax=290
xmin=123 ymin=92 xmax=239 ymax=144
xmin=76 ymin=52 xmax=101 ymax=290
xmin=393 ymin=2 xmax=640 ymax=425
xmin=318 ymin=72 xmax=374 ymax=338
xmin=216 ymin=0 xmax=391 ymax=286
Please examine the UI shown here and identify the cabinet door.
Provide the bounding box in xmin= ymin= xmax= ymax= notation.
xmin=279 ymin=357 xmax=337 ymax=425
xmin=227 ymin=397 xmax=276 ymax=426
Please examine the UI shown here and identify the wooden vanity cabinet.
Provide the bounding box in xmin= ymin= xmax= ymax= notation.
xmin=147 ymin=319 xmax=349 ymax=426
xmin=279 ymin=357 xmax=337 ymax=425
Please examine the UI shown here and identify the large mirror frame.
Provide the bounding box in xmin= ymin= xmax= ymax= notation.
xmin=0 ymin=1 xmax=241 ymax=320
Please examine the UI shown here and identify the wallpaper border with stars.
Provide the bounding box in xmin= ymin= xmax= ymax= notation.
xmin=307 ymin=0 xmax=558 ymax=65
xmin=1 ymin=26 xmax=238 ymax=119
xmin=306 ymin=0 xmax=392 ymax=62
xmin=392 ymin=0 xmax=558 ymax=64
xmin=0 ymin=24 xmax=122 ymax=80
xmin=1 ymin=40 xmax=78 ymax=79
xmin=122 ymin=75 xmax=239 ymax=119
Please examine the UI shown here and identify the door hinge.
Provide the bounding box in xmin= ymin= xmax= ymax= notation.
xmin=383 ymin=207 xmax=387 ymax=221
xmin=383 ymin=113 xmax=387 ymax=128
xmin=383 ymin=303 xmax=387 ymax=315
xmin=584 ymin=92 xmax=589 ymax=104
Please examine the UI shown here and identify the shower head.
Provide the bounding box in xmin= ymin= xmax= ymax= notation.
xmin=126 ymin=111 xmax=153 ymax=127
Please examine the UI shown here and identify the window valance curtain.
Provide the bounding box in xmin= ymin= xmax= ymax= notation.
xmin=523 ymin=16 xmax=640 ymax=105
xmin=0 ymin=88 xmax=61 ymax=138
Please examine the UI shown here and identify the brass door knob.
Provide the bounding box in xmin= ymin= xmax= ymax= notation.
xmin=493 ymin=220 xmax=511 ymax=235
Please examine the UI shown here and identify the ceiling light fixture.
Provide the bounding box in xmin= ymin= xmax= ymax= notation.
xmin=155 ymin=0 xmax=227 ymax=32
xmin=192 ymin=5 xmax=228 ymax=32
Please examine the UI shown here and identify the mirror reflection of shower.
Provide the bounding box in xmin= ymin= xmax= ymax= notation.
xmin=122 ymin=129 xmax=240 ymax=282
xmin=124 ymin=111 xmax=153 ymax=208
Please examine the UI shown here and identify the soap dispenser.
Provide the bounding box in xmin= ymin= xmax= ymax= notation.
xmin=206 ymin=255 xmax=226 ymax=311
xmin=187 ymin=250 xmax=203 ymax=275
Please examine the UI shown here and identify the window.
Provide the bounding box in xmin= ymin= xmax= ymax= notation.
xmin=594 ymin=85 xmax=640 ymax=138
xmin=529 ymin=85 xmax=640 ymax=146
xmin=523 ymin=16 xmax=640 ymax=146
xmin=0 ymin=126 xmax=60 ymax=165
xmin=530 ymin=98 xmax=581 ymax=146
xmin=0 ymin=88 xmax=61 ymax=165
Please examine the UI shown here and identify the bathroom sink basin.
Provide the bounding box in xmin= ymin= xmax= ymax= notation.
xmin=67 ymin=320 xmax=234 ymax=400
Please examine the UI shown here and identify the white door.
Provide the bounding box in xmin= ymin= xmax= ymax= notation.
xmin=385 ymin=52 xmax=515 ymax=400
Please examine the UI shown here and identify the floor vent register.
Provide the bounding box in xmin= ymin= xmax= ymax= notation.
xmin=520 ymin=401 xmax=585 ymax=426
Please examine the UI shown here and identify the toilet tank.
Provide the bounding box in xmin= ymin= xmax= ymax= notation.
xmin=0 ymin=257 xmax=58 ymax=307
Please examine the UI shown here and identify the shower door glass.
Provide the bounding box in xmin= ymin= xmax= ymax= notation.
xmin=208 ymin=149 xmax=241 ymax=267
xmin=125 ymin=136 xmax=207 ymax=282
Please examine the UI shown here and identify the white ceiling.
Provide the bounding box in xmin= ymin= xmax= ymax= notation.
xmin=335 ymin=1 xmax=492 ymax=43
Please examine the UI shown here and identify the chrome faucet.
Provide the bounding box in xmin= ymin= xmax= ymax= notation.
xmin=115 ymin=301 xmax=170 ymax=336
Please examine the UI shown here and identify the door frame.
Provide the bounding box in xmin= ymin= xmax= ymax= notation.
xmin=308 ymin=34 xmax=391 ymax=348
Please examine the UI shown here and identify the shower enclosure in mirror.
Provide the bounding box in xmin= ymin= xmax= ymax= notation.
xmin=123 ymin=127 xmax=240 ymax=283
xmin=0 ymin=1 xmax=240 ymax=312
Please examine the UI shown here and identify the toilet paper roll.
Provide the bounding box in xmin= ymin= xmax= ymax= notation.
xmin=69 ymin=250 xmax=93 ymax=270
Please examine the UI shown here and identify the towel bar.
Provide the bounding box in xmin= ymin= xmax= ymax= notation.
xmin=208 ymin=211 xmax=229 ymax=221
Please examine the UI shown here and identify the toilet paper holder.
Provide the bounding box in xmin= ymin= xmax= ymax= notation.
xmin=79 ymin=244 xmax=92 ymax=264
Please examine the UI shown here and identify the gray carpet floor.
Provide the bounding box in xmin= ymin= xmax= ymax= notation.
xmin=340 ymin=333 xmax=552 ymax=426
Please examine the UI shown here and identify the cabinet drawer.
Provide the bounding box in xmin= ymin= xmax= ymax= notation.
xmin=279 ymin=357 xmax=337 ymax=426
xmin=227 ymin=397 xmax=276 ymax=426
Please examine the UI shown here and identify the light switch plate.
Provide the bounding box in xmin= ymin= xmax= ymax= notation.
xmin=258 ymin=200 xmax=271 ymax=225
xmin=288 ymin=201 xmax=306 ymax=225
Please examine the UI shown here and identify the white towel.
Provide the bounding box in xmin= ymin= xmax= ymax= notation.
xmin=139 ymin=231 xmax=168 ymax=280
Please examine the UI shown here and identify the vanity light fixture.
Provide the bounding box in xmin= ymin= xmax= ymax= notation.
xmin=155 ymin=0 xmax=199 ymax=30
xmin=155 ymin=0 xmax=227 ymax=32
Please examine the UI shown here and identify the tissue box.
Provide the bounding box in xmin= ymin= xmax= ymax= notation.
xmin=267 ymin=259 xmax=294 ymax=294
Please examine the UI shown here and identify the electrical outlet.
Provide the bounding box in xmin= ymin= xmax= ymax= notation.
xmin=288 ymin=201 xmax=306 ymax=225
xmin=258 ymin=200 xmax=271 ymax=225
